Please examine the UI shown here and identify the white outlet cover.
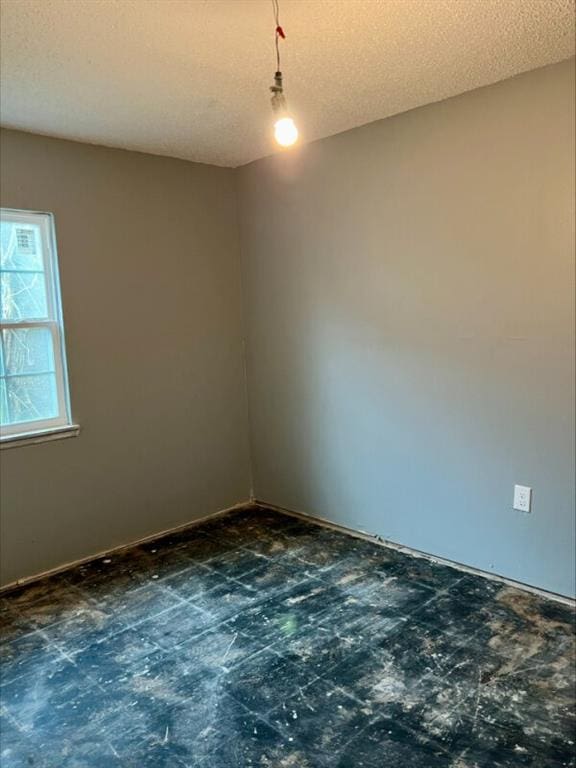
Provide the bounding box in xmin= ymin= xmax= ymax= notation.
xmin=513 ymin=485 xmax=532 ymax=513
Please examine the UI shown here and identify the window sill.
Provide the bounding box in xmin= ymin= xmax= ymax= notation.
xmin=0 ymin=424 xmax=81 ymax=450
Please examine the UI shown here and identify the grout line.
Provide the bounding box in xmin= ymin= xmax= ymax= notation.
xmin=255 ymin=499 xmax=576 ymax=607
xmin=5 ymin=542 xmax=316 ymax=663
xmin=5 ymin=508 xmax=572 ymax=662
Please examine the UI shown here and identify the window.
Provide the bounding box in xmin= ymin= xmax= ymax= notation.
xmin=1 ymin=209 xmax=76 ymax=445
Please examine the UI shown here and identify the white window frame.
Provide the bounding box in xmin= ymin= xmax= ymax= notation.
xmin=1 ymin=208 xmax=78 ymax=447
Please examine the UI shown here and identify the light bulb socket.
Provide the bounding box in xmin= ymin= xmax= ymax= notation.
xmin=272 ymin=71 xmax=283 ymax=89
xmin=270 ymin=71 xmax=288 ymax=115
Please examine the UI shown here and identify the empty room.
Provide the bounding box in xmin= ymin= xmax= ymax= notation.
xmin=0 ymin=0 xmax=575 ymax=766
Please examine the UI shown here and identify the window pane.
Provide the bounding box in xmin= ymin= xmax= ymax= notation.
xmin=0 ymin=220 xmax=44 ymax=271
xmin=2 ymin=328 xmax=55 ymax=375
xmin=0 ymin=208 xmax=72 ymax=437
xmin=0 ymin=379 xmax=8 ymax=425
xmin=3 ymin=373 xmax=59 ymax=426
xmin=1 ymin=271 xmax=49 ymax=320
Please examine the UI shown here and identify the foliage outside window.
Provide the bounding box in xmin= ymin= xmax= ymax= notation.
xmin=0 ymin=209 xmax=74 ymax=442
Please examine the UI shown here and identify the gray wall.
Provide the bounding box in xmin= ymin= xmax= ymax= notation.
xmin=2 ymin=60 xmax=574 ymax=597
xmin=0 ymin=129 xmax=251 ymax=586
xmin=237 ymin=59 xmax=576 ymax=597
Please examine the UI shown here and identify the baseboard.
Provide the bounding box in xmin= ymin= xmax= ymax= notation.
xmin=0 ymin=499 xmax=256 ymax=595
xmin=256 ymin=498 xmax=576 ymax=608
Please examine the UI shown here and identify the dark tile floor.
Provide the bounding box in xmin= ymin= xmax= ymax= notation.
xmin=0 ymin=505 xmax=574 ymax=768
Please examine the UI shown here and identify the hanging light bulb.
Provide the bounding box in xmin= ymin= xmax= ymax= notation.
xmin=274 ymin=117 xmax=298 ymax=147
xmin=269 ymin=1 xmax=298 ymax=148
xmin=271 ymin=71 xmax=298 ymax=147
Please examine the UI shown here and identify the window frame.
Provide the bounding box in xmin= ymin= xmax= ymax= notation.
xmin=1 ymin=208 xmax=76 ymax=444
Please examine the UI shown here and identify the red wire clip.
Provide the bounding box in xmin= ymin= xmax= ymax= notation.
xmin=276 ymin=25 xmax=286 ymax=39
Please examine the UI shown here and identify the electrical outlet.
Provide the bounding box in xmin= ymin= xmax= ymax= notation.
xmin=513 ymin=485 xmax=532 ymax=513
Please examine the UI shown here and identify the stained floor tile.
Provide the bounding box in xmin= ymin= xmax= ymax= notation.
xmin=223 ymin=648 xmax=319 ymax=715
xmin=0 ymin=629 xmax=66 ymax=684
xmin=336 ymin=716 xmax=454 ymax=768
xmin=130 ymin=602 xmax=215 ymax=651
xmin=70 ymin=627 xmax=163 ymax=687
xmin=267 ymin=677 xmax=370 ymax=766
xmin=0 ymin=504 xmax=573 ymax=767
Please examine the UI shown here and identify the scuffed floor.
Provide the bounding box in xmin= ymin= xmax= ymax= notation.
xmin=0 ymin=505 xmax=574 ymax=767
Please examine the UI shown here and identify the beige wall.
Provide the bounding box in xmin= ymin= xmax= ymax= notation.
xmin=237 ymin=59 xmax=576 ymax=597
xmin=0 ymin=130 xmax=251 ymax=585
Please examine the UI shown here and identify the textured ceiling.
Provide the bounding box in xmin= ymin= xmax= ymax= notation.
xmin=0 ymin=0 xmax=574 ymax=167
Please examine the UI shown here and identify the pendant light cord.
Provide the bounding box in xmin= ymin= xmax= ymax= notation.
xmin=272 ymin=0 xmax=285 ymax=74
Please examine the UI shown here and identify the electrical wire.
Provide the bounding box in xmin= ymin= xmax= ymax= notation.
xmin=273 ymin=0 xmax=281 ymax=73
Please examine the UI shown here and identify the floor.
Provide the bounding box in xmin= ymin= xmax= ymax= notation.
xmin=0 ymin=506 xmax=574 ymax=768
